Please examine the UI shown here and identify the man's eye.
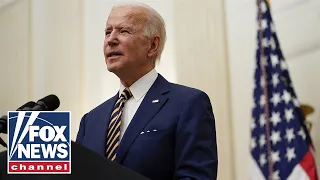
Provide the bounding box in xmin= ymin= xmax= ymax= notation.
xmin=120 ymin=30 xmax=129 ymax=34
xmin=105 ymin=29 xmax=112 ymax=35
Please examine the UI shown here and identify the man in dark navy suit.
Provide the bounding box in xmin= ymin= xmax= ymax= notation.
xmin=76 ymin=3 xmax=218 ymax=180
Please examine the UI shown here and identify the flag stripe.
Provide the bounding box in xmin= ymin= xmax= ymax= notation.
xmin=299 ymin=149 xmax=318 ymax=180
xmin=250 ymin=156 xmax=266 ymax=180
xmin=287 ymin=165 xmax=309 ymax=180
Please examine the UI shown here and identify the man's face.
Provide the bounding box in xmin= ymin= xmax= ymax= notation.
xmin=104 ymin=6 xmax=152 ymax=75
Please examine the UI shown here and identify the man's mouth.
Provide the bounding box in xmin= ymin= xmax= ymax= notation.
xmin=107 ymin=52 xmax=123 ymax=57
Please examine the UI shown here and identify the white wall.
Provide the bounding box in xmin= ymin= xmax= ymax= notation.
xmin=225 ymin=0 xmax=320 ymax=179
xmin=173 ymin=0 xmax=233 ymax=179
xmin=0 ymin=0 xmax=31 ymax=152
xmin=30 ymin=0 xmax=83 ymax=140
xmin=0 ymin=0 xmax=83 ymax=149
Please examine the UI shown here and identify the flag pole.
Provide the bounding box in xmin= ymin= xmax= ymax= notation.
xmin=257 ymin=0 xmax=274 ymax=179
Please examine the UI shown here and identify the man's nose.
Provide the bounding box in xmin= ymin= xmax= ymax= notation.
xmin=107 ymin=31 xmax=119 ymax=46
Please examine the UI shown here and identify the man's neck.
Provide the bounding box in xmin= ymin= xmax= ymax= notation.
xmin=120 ymin=68 xmax=154 ymax=87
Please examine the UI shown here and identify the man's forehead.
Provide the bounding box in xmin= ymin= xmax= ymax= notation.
xmin=106 ymin=6 xmax=147 ymax=27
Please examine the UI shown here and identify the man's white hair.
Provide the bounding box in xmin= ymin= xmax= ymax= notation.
xmin=111 ymin=2 xmax=167 ymax=62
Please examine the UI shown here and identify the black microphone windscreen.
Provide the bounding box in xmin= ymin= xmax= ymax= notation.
xmin=37 ymin=94 xmax=60 ymax=111
xmin=17 ymin=101 xmax=37 ymax=111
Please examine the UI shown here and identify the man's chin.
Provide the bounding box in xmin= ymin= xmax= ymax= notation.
xmin=106 ymin=66 xmax=116 ymax=72
xmin=106 ymin=64 xmax=121 ymax=73
xmin=106 ymin=60 xmax=116 ymax=71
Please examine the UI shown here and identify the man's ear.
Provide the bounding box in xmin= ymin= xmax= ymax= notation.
xmin=147 ymin=35 xmax=160 ymax=58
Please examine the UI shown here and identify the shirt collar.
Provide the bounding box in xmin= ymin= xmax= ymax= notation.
xmin=119 ymin=69 xmax=158 ymax=102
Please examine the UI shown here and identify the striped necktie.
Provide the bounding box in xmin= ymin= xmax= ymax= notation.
xmin=105 ymin=88 xmax=132 ymax=161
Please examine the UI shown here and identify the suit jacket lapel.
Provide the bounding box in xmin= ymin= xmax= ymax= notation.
xmin=116 ymin=75 xmax=170 ymax=163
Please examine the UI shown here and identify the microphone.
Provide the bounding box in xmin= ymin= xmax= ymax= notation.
xmin=0 ymin=100 xmax=38 ymax=147
xmin=0 ymin=95 xmax=60 ymax=148
xmin=31 ymin=94 xmax=60 ymax=111
xmin=0 ymin=101 xmax=37 ymax=134
xmin=17 ymin=101 xmax=37 ymax=111
xmin=0 ymin=94 xmax=60 ymax=134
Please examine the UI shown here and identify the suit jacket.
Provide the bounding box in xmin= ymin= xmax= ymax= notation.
xmin=76 ymin=74 xmax=218 ymax=180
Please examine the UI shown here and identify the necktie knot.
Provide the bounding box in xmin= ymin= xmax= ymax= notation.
xmin=120 ymin=88 xmax=133 ymax=101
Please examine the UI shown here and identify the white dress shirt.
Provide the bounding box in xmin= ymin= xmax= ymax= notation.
xmin=119 ymin=69 xmax=158 ymax=140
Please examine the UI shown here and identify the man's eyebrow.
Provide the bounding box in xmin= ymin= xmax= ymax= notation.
xmin=106 ymin=24 xmax=133 ymax=29
xmin=119 ymin=24 xmax=132 ymax=28
xmin=105 ymin=25 xmax=113 ymax=30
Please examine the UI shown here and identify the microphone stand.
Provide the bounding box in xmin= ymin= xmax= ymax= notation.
xmin=0 ymin=137 xmax=7 ymax=148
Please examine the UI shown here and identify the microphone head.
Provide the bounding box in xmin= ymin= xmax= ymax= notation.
xmin=17 ymin=101 xmax=37 ymax=111
xmin=37 ymin=94 xmax=60 ymax=111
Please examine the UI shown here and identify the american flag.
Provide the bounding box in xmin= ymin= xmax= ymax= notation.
xmin=250 ymin=0 xmax=319 ymax=179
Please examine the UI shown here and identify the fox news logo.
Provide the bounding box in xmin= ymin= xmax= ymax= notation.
xmin=7 ymin=111 xmax=71 ymax=174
